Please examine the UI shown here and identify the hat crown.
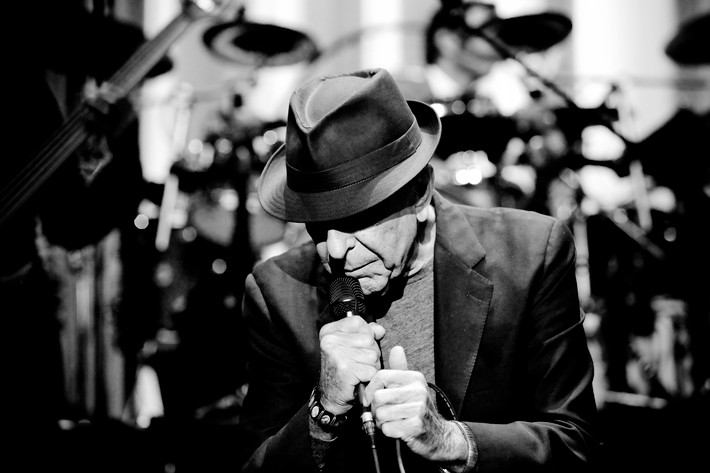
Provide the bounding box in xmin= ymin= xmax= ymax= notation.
xmin=302 ymin=75 xmax=368 ymax=125
xmin=256 ymin=67 xmax=441 ymax=222
xmin=286 ymin=69 xmax=418 ymax=183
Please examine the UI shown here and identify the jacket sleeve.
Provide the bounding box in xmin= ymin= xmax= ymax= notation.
xmin=239 ymin=270 xmax=322 ymax=472
xmin=467 ymin=218 xmax=601 ymax=472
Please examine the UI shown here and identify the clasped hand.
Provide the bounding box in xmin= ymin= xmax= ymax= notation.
xmin=318 ymin=316 xmax=465 ymax=463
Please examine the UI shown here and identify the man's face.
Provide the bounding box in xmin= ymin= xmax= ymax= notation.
xmin=306 ymin=205 xmax=420 ymax=296
xmin=455 ymin=1 xmax=501 ymax=78
xmin=456 ymin=34 xmax=500 ymax=78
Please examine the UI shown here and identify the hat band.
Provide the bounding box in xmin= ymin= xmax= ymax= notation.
xmin=286 ymin=120 xmax=422 ymax=193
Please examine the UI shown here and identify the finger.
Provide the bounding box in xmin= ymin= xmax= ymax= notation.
xmin=369 ymin=322 xmax=386 ymax=341
xmin=376 ymin=402 xmax=425 ymax=431
xmin=380 ymin=416 xmax=422 ymax=440
xmin=372 ymin=374 xmax=428 ymax=405
xmin=320 ymin=315 xmax=370 ymax=337
xmin=388 ymin=345 xmax=408 ymax=370
xmin=364 ymin=368 xmax=425 ymax=404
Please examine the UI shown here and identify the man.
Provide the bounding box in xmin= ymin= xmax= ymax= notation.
xmin=2 ymin=1 xmax=166 ymax=430
xmin=416 ymin=1 xmax=534 ymax=113
xmin=239 ymin=68 xmax=600 ymax=472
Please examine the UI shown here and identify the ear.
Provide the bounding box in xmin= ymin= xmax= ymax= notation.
xmin=415 ymin=166 xmax=435 ymax=223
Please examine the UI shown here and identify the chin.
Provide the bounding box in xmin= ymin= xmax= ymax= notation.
xmin=358 ymin=277 xmax=388 ymax=297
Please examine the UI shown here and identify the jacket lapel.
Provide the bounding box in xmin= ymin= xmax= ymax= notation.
xmin=433 ymin=194 xmax=493 ymax=417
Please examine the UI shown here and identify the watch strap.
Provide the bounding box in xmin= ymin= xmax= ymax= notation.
xmin=308 ymin=386 xmax=348 ymax=432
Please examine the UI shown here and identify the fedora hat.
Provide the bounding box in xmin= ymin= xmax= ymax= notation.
xmin=258 ymin=68 xmax=441 ymax=222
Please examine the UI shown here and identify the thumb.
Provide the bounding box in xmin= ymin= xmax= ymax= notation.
xmin=388 ymin=345 xmax=408 ymax=370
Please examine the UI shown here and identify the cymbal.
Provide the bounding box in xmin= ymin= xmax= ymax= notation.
xmin=203 ymin=21 xmax=319 ymax=67
xmin=482 ymin=12 xmax=573 ymax=53
xmin=665 ymin=11 xmax=710 ymax=65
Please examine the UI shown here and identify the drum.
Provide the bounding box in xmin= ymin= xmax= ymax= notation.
xmin=181 ymin=119 xmax=287 ymax=252
xmin=433 ymin=101 xmax=519 ymax=165
xmin=431 ymin=98 xmax=524 ymax=208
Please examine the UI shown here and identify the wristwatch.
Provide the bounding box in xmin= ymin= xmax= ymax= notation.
xmin=308 ymin=386 xmax=348 ymax=432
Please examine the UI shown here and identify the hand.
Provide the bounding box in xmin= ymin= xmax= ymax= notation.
xmin=365 ymin=346 xmax=468 ymax=463
xmin=318 ymin=316 xmax=385 ymax=415
xmin=84 ymin=87 xmax=137 ymax=139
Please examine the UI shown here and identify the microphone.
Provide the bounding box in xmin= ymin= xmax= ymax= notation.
xmin=329 ymin=276 xmax=378 ymax=455
xmin=329 ymin=275 xmax=367 ymax=320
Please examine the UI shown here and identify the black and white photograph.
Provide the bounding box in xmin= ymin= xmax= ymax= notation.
xmin=2 ymin=1 xmax=708 ymax=471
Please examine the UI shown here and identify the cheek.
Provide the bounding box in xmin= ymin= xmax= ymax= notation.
xmin=314 ymin=242 xmax=330 ymax=266
xmin=372 ymin=218 xmax=418 ymax=267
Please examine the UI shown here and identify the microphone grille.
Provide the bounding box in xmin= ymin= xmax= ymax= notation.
xmin=329 ymin=276 xmax=366 ymax=319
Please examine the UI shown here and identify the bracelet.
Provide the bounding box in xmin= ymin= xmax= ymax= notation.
xmin=308 ymin=386 xmax=348 ymax=433
xmin=440 ymin=420 xmax=479 ymax=473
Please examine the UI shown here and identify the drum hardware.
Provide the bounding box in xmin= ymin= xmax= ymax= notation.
xmin=434 ymin=108 xmax=519 ymax=165
xmin=469 ymin=10 xmax=667 ymax=244
xmin=551 ymin=72 xmax=710 ymax=92
xmin=448 ymin=150 xmax=497 ymax=185
xmin=551 ymin=102 xmax=620 ymax=147
xmin=156 ymin=83 xmax=196 ymax=252
xmin=619 ymin=108 xmax=710 ymax=195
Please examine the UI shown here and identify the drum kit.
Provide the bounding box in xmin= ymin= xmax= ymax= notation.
xmin=426 ymin=5 xmax=709 ymax=231
xmin=138 ymin=2 xmax=708 ymax=415
xmin=164 ymin=5 xmax=578 ymax=260
xmin=426 ymin=4 xmax=585 ymax=211
xmin=157 ymin=3 xmax=708 ymax=279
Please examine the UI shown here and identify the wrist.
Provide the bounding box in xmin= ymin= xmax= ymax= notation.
xmin=309 ymin=415 xmax=339 ymax=442
xmin=317 ymin=387 xmax=348 ymax=416
xmin=439 ymin=421 xmax=478 ymax=473
xmin=308 ymin=386 xmax=349 ymax=433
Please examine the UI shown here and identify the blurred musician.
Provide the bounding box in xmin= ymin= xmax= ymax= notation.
xmin=421 ymin=0 xmax=531 ymax=113
xmin=407 ymin=1 xmax=571 ymax=210
xmin=2 ymin=1 xmax=165 ymax=432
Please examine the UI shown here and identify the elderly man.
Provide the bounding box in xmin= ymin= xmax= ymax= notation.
xmin=239 ymin=68 xmax=599 ymax=473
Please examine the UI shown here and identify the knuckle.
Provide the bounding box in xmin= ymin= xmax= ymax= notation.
xmin=335 ymin=360 xmax=350 ymax=373
xmin=366 ymin=349 xmax=380 ymax=364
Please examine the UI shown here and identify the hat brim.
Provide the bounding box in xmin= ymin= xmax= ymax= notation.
xmin=258 ymin=100 xmax=441 ymax=222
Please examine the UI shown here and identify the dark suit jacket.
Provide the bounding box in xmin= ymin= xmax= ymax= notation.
xmin=240 ymin=192 xmax=600 ymax=472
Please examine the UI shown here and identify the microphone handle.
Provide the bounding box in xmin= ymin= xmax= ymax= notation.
xmin=343 ymin=304 xmax=381 ymax=472
xmin=346 ymin=309 xmax=377 ymax=439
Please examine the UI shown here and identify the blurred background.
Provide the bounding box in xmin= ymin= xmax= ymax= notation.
xmin=3 ymin=0 xmax=709 ymax=471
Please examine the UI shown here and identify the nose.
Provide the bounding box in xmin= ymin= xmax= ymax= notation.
xmin=326 ymin=229 xmax=356 ymax=261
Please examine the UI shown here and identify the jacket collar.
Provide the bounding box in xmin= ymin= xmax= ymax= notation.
xmin=432 ymin=192 xmax=492 ymax=417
